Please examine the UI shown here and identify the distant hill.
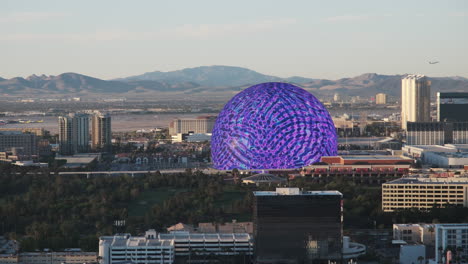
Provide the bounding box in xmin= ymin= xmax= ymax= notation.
xmin=0 ymin=73 xmax=198 ymax=95
xmin=118 ymin=65 xmax=301 ymax=87
xmin=1 ymin=66 xmax=467 ymax=98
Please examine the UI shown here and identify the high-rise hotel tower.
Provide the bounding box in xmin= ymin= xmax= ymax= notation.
xmin=91 ymin=112 xmax=112 ymax=151
xmin=401 ymin=75 xmax=431 ymax=130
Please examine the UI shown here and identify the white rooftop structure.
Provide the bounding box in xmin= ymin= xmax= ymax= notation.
xmin=388 ymin=176 xmax=468 ymax=185
xmin=253 ymin=187 xmax=342 ymax=196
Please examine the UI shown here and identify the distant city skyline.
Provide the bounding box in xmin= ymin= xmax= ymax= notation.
xmin=2 ymin=0 xmax=468 ymax=80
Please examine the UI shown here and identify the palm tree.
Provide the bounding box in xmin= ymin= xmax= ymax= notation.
xmin=417 ymin=256 xmax=424 ymax=264
xmin=438 ymin=246 xmax=444 ymax=264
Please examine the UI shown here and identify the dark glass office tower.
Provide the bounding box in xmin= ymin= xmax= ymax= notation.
xmin=437 ymin=92 xmax=468 ymax=122
xmin=253 ymin=188 xmax=343 ymax=264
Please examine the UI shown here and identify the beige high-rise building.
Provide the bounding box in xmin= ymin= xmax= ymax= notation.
xmin=58 ymin=115 xmax=73 ymax=155
xmin=401 ymin=75 xmax=431 ymax=130
xmin=333 ymin=93 xmax=341 ymax=102
xmin=375 ymin=93 xmax=387 ymax=104
xmin=58 ymin=113 xmax=89 ymax=155
xmin=92 ymin=112 xmax=111 ymax=151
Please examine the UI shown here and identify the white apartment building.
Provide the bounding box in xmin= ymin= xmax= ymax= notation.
xmin=382 ymin=176 xmax=468 ymax=212
xmin=99 ymin=229 xmax=253 ymax=264
xmin=435 ymin=224 xmax=468 ymax=264
xmin=393 ymin=224 xmax=436 ymax=245
xmin=401 ymin=75 xmax=431 ymax=130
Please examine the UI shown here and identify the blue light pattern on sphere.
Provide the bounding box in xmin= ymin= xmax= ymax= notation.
xmin=211 ymin=82 xmax=337 ymax=170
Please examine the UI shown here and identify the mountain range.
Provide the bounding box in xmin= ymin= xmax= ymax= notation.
xmin=1 ymin=65 xmax=467 ymax=98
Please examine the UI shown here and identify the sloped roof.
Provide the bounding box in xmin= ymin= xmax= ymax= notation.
xmin=242 ymin=173 xmax=286 ymax=183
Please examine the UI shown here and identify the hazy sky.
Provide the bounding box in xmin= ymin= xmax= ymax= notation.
xmin=2 ymin=0 xmax=468 ymax=80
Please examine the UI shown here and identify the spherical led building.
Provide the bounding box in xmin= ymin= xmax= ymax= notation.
xmin=211 ymin=82 xmax=337 ymax=170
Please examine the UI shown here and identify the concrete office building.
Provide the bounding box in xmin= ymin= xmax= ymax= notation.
xmin=382 ymin=177 xmax=468 ymax=212
xmin=434 ymin=224 xmax=468 ymax=263
xmin=0 ymin=131 xmax=37 ymax=158
xmin=437 ymin=92 xmax=468 ymax=122
xmin=58 ymin=113 xmax=89 ymax=155
xmin=253 ymin=188 xmax=343 ymax=263
xmin=99 ymin=229 xmax=253 ymax=264
xmin=168 ymin=116 xmax=216 ymax=136
xmin=401 ymin=75 xmax=431 ymax=130
xmin=91 ymin=112 xmax=111 ymax=151
xmin=376 ymin=93 xmax=387 ymax=104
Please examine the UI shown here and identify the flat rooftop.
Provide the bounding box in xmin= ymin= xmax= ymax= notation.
xmin=343 ymin=155 xmax=411 ymax=160
xmin=404 ymin=144 xmax=468 ymax=152
xmin=254 ymin=188 xmax=342 ymax=196
xmin=437 ymin=224 xmax=468 ymax=229
xmin=386 ymin=176 xmax=468 ymax=185
xmin=431 ymin=152 xmax=468 ymax=158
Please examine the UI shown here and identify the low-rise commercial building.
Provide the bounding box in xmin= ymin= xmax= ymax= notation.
xmin=402 ymin=144 xmax=468 ymax=168
xmin=399 ymin=244 xmax=426 ymax=264
xmin=424 ymin=152 xmax=468 ymax=168
xmin=0 ymin=252 xmax=97 ymax=264
xmin=392 ymin=223 xmax=468 ymax=264
xmin=99 ymin=229 xmax=253 ymax=264
xmin=55 ymin=153 xmax=100 ymax=168
xmin=382 ymin=176 xmax=468 ymax=212
xmin=402 ymin=144 xmax=464 ymax=159
xmin=321 ymin=155 xmax=413 ymax=165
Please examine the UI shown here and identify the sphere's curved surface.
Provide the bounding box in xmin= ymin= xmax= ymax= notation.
xmin=211 ymin=82 xmax=337 ymax=170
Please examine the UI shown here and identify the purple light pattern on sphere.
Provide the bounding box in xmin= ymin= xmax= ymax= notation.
xmin=211 ymin=82 xmax=337 ymax=170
